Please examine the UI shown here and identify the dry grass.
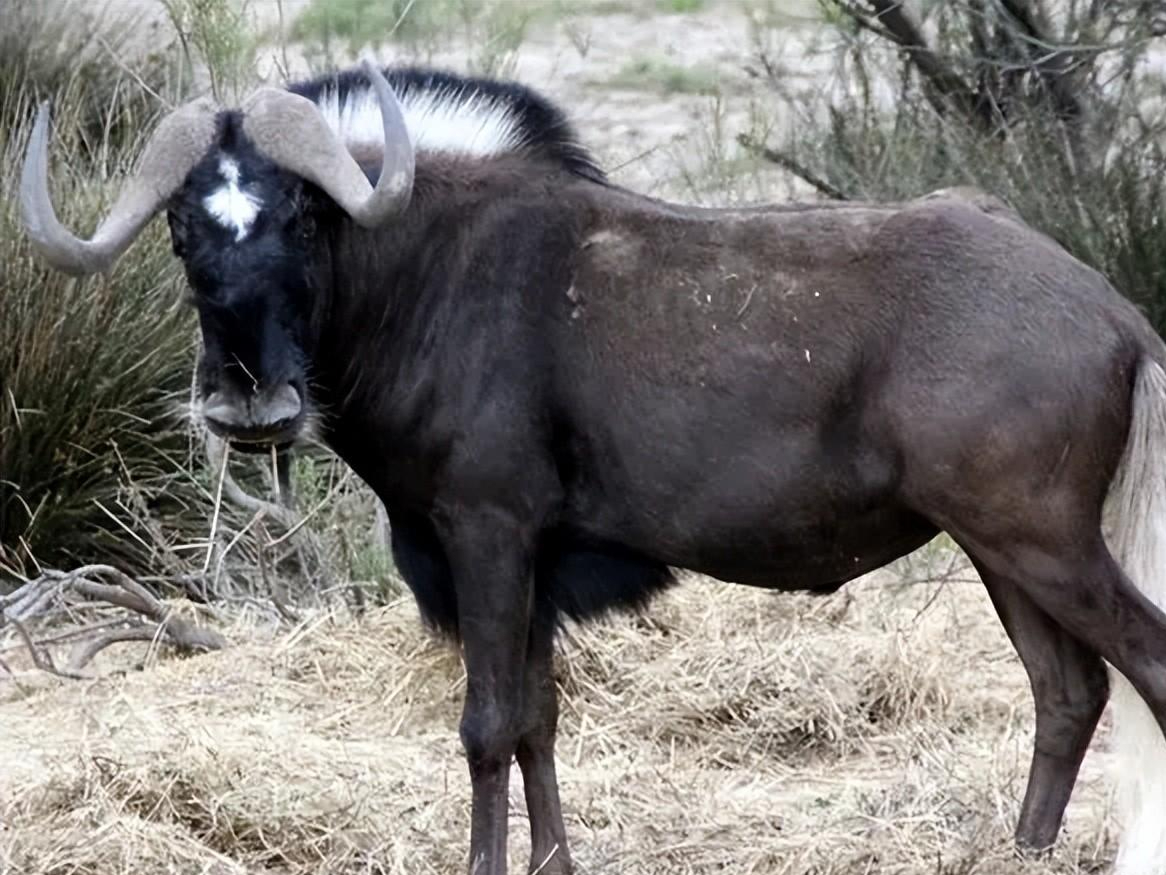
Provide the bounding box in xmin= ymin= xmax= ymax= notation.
xmin=0 ymin=547 xmax=1120 ymax=874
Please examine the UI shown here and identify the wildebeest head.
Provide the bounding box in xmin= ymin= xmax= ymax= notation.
xmin=19 ymin=62 xmax=414 ymax=449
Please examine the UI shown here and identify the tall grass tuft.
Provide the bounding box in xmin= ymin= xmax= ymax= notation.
xmin=0 ymin=0 xmax=177 ymax=152
xmin=0 ymin=0 xmax=200 ymax=576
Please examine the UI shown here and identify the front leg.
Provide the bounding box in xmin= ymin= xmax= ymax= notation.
xmin=441 ymin=506 xmax=538 ymax=875
xmin=517 ymin=614 xmax=572 ymax=874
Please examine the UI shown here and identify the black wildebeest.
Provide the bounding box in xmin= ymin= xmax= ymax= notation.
xmin=20 ymin=61 xmax=1166 ymax=874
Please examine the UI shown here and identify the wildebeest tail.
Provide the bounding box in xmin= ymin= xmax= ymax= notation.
xmin=1103 ymin=355 xmax=1166 ymax=875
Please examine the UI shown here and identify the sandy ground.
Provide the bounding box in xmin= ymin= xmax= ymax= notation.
xmin=0 ymin=1 xmax=1130 ymax=873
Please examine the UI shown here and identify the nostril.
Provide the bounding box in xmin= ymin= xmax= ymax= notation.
xmin=258 ymin=383 xmax=302 ymax=426
xmin=202 ymin=390 xmax=247 ymax=428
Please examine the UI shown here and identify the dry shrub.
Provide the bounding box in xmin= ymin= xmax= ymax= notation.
xmin=0 ymin=0 xmax=174 ymax=149
xmin=0 ymin=547 xmax=1121 ymax=873
xmin=749 ymin=0 xmax=1166 ymax=334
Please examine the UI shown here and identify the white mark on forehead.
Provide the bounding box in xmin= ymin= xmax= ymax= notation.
xmin=203 ymin=156 xmax=262 ymax=242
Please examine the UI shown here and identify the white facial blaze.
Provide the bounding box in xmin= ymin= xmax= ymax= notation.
xmin=203 ymin=157 xmax=262 ymax=241
xmin=315 ymin=83 xmax=525 ymax=164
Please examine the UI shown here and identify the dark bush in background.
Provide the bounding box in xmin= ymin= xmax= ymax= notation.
xmin=749 ymin=0 xmax=1166 ymax=332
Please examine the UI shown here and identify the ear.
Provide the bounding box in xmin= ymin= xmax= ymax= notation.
xmin=166 ymin=209 xmax=188 ymax=258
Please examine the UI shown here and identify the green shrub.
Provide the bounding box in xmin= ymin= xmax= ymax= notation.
xmin=163 ymin=0 xmax=259 ymax=101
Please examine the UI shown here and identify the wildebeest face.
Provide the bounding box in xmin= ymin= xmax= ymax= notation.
xmin=169 ymin=150 xmax=318 ymax=450
xmin=19 ymin=62 xmax=413 ymax=453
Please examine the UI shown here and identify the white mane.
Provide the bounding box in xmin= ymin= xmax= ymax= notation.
xmin=313 ymin=82 xmax=528 ymax=161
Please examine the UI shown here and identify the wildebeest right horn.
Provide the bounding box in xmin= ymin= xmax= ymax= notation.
xmin=241 ymin=61 xmax=415 ymax=228
xmin=20 ymin=97 xmax=220 ymax=276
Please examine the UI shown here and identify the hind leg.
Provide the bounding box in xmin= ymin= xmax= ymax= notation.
xmin=974 ymin=561 xmax=1109 ymax=849
xmin=969 ymin=533 xmax=1166 ymax=743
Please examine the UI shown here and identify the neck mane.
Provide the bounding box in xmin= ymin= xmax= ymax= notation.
xmin=287 ymin=65 xmax=606 ymax=183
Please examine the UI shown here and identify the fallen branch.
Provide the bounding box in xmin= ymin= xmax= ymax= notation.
xmin=9 ymin=617 xmax=88 ymax=680
xmin=66 ymin=625 xmax=166 ymax=674
xmin=140 ymin=573 xmax=219 ymax=604
xmin=3 ymin=578 xmax=60 ymax=622
xmin=1 ymin=564 xmax=227 ymax=677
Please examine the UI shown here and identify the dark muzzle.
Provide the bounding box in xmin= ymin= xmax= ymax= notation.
xmin=202 ymin=382 xmax=303 ymax=448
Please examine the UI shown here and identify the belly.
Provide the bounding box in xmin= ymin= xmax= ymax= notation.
xmin=685 ymin=505 xmax=939 ymax=591
xmin=561 ymin=407 xmax=938 ymax=592
xmin=564 ymin=490 xmax=936 ymax=593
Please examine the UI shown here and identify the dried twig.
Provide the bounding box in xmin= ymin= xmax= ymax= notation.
xmin=865 ymin=0 xmax=990 ymax=128
xmin=67 ymin=625 xmax=164 ymax=674
xmin=257 ymin=520 xmax=302 ymax=625
xmin=9 ymin=617 xmax=88 ymax=680
xmin=204 ymin=433 xmax=298 ymax=528
xmin=736 ymin=133 xmax=849 ymax=200
xmin=1 ymin=564 xmax=228 ymax=678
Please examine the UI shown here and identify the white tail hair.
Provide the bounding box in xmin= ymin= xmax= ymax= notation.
xmin=1104 ymin=356 xmax=1166 ymax=875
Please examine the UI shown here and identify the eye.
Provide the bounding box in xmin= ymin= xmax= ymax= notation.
xmin=167 ymin=211 xmax=189 ymax=258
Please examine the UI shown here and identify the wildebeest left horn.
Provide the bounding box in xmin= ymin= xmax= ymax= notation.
xmin=20 ymin=97 xmax=220 ymax=275
xmin=241 ymin=61 xmax=415 ymax=228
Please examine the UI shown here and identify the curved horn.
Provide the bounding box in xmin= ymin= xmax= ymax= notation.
xmin=20 ymin=98 xmax=220 ymax=276
xmin=241 ymin=61 xmax=414 ymax=228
